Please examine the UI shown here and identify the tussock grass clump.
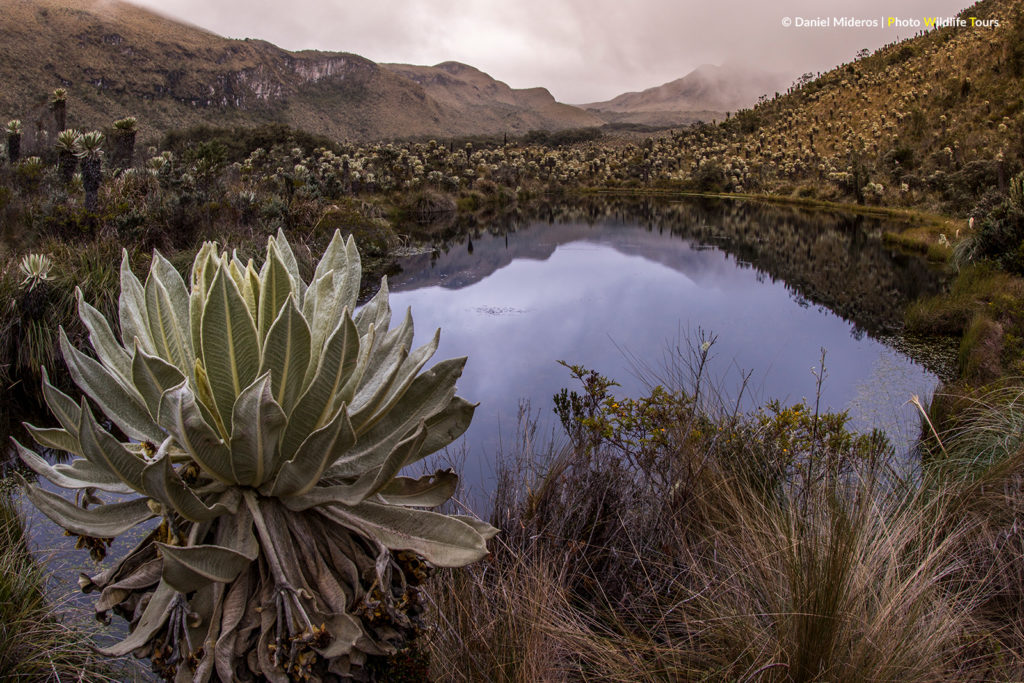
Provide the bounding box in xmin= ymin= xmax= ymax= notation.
xmin=906 ymin=263 xmax=1022 ymax=336
xmin=924 ymin=381 xmax=1024 ymax=478
xmin=400 ymin=189 xmax=457 ymax=224
xmin=428 ymin=343 xmax=1024 ymax=681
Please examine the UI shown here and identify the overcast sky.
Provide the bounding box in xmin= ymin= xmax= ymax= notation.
xmin=126 ymin=0 xmax=979 ymax=103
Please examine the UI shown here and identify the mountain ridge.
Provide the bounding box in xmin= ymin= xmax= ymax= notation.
xmin=0 ymin=0 xmax=601 ymax=142
xmin=382 ymin=61 xmax=603 ymax=133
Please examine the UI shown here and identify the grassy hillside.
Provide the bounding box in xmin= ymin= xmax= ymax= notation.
xmin=653 ymin=0 xmax=1023 ymax=216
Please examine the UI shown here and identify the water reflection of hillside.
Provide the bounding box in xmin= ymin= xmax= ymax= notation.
xmin=392 ymin=197 xmax=948 ymax=339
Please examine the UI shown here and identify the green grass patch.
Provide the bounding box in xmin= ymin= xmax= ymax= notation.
xmin=881 ymin=223 xmax=958 ymax=256
xmin=959 ymin=313 xmax=1005 ymax=382
xmin=906 ymin=263 xmax=1023 ymax=336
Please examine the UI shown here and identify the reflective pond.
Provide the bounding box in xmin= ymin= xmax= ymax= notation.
xmin=388 ymin=197 xmax=953 ymax=493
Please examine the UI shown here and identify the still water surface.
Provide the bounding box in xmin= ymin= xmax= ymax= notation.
xmin=387 ymin=198 xmax=950 ymax=493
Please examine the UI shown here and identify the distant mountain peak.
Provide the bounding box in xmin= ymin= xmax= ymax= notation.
xmin=581 ymin=63 xmax=790 ymax=127
xmin=382 ymin=61 xmax=592 ymax=127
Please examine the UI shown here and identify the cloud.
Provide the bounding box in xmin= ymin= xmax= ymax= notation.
xmin=126 ymin=0 xmax=976 ymax=103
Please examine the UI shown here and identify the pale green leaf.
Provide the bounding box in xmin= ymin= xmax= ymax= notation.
xmin=142 ymin=440 xmax=235 ymax=522
xmin=118 ymin=250 xmax=155 ymax=352
xmin=404 ymin=396 xmax=476 ymax=467
xmin=195 ymin=243 xmax=222 ymax=295
xmin=159 ymin=382 xmax=235 ymax=484
xmin=305 ymin=268 xmax=339 ymax=358
xmin=201 ymin=265 xmax=260 ymax=426
xmin=131 ymin=344 xmax=186 ymax=419
xmin=283 ymin=422 xmax=424 ymax=509
xmin=60 ymin=328 xmax=163 ymax=443
xmin=21 ymin=481 xmax=154 ymax=537
xmin=24 ymin=424 xmax=80 ymax=456
xmin=350 ymin=327 xmax=439 ymax=434
xmin=452 ymin=515 xmax=501 ymax=541
xmin=40 ymin=366 xmax=81 ymax=438
xmin=353 ymin=276 xmax=390 ymax=338
xmin=319 ymin=500 xmax=491 ymax=567
xmin=306 ymin=235 xmax=359 ymax=356
xmin=194 ymin=359 xmax=227 ymax=440
xmin=336 ymin=322 xmax=374 ymax=407
xmin=76 ymin=289 xmax=131 ymax=383
xmin=146 ymin=272 xmax=191 ymax=372
xmin=328 ymin=357 xmax=465 ymax=478
xmin=257 ymin=243 xmax=294 ymax=341
xmin=15 ymin=441 xmax=133 ymax=493
xmin=149 ymin=251 xmax=193 ymax=366
xmin=151 ymin=250 xmax=191 ymax=315
xmin=282 ymin=312 xmax=359 ymax=460
xmin=77 ymin=398 xmax=148 ymax=492
xmin=158 ymin=543 xmax=255 ymax=593
xmin=377 ymin=469 xmax=459 ymax=507
xmin=259 ymin=295 xmax=311 ymax=413
xmin=229 ymin=373 xmax=286 ymax=487
xmin=53 ymin=460 xmax=136 ymax=492
xmin=272 ymin=228 xmax=306 ymax=301
xmin=311 ymin=230 xmax=347 ymax=287
xmin=189 ymin=243 xmax=219 ymax=364
xmin=349 ymin=309 xmax=414 ymax=418
xmin=269 ymin=402 xmax=355 ymax=497
xmin=98 ymin=581 xmax=175 ymax=656
xmin=228 ymin=257 xmax=256 ymax=320
xmin=339 ymin=234 xmax=361 ymax=312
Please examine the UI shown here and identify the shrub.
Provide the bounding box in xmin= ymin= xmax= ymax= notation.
xmin=972 ymin=176 xmax=1024 ymax=272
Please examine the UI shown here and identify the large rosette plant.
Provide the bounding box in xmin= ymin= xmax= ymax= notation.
xmin=15 ymin=230 xmax=495 ymax=681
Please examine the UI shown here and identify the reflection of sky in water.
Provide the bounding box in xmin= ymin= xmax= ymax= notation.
xmin=390 ymin=224 xmax=937 ymax=497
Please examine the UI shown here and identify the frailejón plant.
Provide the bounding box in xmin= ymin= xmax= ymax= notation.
xmin=18 ymin=253 xmax=54 ymax=291
xmin=75 ymin=130 xmax=104 ymax=210
xmin=15 ymin=229 xmax=495 ymax=681
xmin=55 ymin=129 xmax=81 ymax=184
